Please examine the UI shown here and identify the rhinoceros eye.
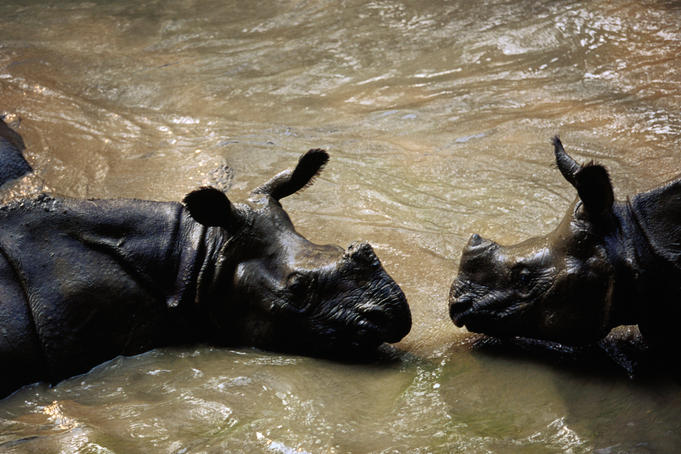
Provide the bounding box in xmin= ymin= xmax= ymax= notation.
xmin=286 ymin=272 xmax=316 ymax=312
xmin=511 ymin=266 xmax=533 ymax=294
xmin=287 ymin=273 xmax=310 ymax=293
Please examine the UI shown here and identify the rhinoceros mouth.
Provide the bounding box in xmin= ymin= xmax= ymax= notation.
xmin=449 ymin=295 xmax=475 ymax=327
xmin=347 ymin=318 xmax=384 ymax=349
xmin=304 ymin=318 xmax=382 ymax=357
xmin=449 ymin=291 xmax=531 ymax=334
xmin=322 ymin=288 xmax=411 ymax=353
xmin=347 ymin=306 xmax=409 ymax=350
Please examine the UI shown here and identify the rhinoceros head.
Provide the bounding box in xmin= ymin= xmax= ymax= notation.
xmin=183 ymin=149 xmax=411 ymax=355
xmin=449 ymin=138 xmax=618 ymax=345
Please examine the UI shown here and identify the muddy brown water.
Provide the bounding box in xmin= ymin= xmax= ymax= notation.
xmin=2 ymin=0 xmax=681 ymax=452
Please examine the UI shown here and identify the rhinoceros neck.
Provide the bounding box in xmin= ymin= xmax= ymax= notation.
xmin=165 ymin=209 xmax=209 ymax=309
xmin=599 ymin=202 xmax=642 ymax=328
xmin=185 ymin=222 xmax=229 ymax=308
xmin=191 ymin=215 xmax=248 ymax=309
xmin=182 ymin=209 xmax=254 ymax=342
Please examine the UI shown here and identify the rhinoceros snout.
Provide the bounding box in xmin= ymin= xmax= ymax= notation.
xmin=360 ymin=297 xmax=410 ymax=343
xmin=344 ymin=241 xmax=380 ymax=267
xmin=448 ymin=294 xmax=472 ymax=327
xmin=354 ymin=263 xmax=411 ymax=344
xmin=384 ymin=290 xmax=411 ymax=342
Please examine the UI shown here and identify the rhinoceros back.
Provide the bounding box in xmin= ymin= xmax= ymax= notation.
xmin=0 ymin=194 xmax=201 ymax=387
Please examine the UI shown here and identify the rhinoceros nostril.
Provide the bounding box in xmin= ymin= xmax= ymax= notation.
xmin=449 ymin=296 xmax=473 ymax=326
xmin=362 ymin=307 xmax=388 ymax=327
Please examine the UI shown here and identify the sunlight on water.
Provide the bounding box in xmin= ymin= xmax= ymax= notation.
xmin=1 ymin=0 xmax=681 ymax=452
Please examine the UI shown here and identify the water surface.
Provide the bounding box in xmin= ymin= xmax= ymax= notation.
xmin=1 ymin=0 xmax=681 ymax=452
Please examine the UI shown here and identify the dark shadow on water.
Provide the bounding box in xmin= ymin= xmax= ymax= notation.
xmin=462 ymin=326 xmax=681 ymax=384
xmin=293 ymin=342 xmax=413 ymax=368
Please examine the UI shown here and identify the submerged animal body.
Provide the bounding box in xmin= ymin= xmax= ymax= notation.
xmin=0 ymin=147 xmax=411 ymax=398
xmin=449 ymin=137 xmax=681 ymax=359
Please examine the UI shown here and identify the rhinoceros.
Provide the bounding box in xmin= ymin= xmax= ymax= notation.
xmin=0 ymin=116 xmax=32 ymax=186
xmin=449 ymin=137 xmax=681 ymax=357
xmin=0 ymin=141 xmax=411 ymax=397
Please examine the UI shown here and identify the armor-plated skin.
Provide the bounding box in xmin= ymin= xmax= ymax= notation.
xmin=449 ymin=137 xmax=681 ymax=358
xmin=0 ymin=147 xmax=411 ymax=397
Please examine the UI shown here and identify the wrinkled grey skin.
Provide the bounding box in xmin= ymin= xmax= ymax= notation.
xmin=0 ymin=147 xmax=411 ymax=398
xmin=0 ymin=117 xmax=32 ymax=186
xmin=450 ymin=137 xmax=681 ymax=355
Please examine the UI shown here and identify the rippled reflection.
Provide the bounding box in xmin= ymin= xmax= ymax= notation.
xmin=1 ymin=0 xmax=681 ymax=452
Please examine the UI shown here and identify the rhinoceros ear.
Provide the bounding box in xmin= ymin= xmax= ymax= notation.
xmin=553 ymin=136 xmax=614 ymax=221
xmin=183 ymin=186 xmax=236 ymax=228
xmin=553 ymin=136 xmax=579 ymax=186
xmin=252 ymin=149 xmax=329 ymax=201
xmin=574 ymin=164 xmax=614 ymax=220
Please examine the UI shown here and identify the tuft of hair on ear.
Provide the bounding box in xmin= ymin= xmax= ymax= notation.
xmin=574 ymin=163 xmax=614 ymax=220
xmin=269 ymin=148 xmax=329 ymax=200
xmin=182 ymin=186 xmax=233 ymax=228
xmin=293 ymin=148 xmax=329 ymax=189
